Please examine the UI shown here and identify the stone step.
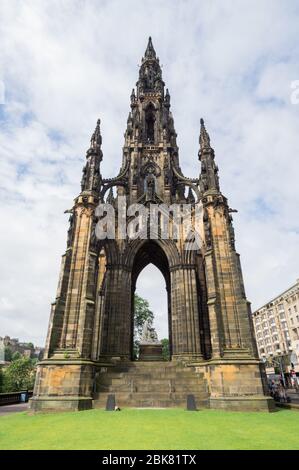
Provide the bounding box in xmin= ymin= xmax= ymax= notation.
xmin=98 ymin=384 xmax=206 ymax=394
xmin=112 ymin=362 xmax=195 ymax=372
xmin=113 ymin=362 xmax=196 ymax=369
xmin=98 ymin=376 xmax=205 ymax=386
xmin=94 ymin=390 xmax=208 ymax=400
xmin=93 ymin=392 xmax=208 ymax=408
xmin=98 ymin=371 xmax=204 ymax=380
xmin=94 ymin=361 xmax=208 ymax=408
xmin=98 ymin=375 xmax=203 ymax=385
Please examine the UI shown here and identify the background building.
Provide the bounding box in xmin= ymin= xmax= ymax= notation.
xmin=253 ymin=279 xmax=299 ymax=376
xmin=0 ymin=336 xmax=44 ymax=361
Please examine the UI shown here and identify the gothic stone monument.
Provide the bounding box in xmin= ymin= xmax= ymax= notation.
xmin=30 ymin=38 xmax=273 ymax=412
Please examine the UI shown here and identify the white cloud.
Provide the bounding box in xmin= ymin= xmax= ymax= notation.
xmin=0 ymin=0 xmax=298 ymax=344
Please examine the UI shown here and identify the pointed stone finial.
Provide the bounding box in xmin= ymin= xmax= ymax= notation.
xmin=90 ymin=119 xmax=102 ymax=150
xmin=107 ymin=187 xmax=114 ymax=204
xmin=144 ymin=36 xmax=156 ymax=60
xmin=165 ymin=88 xmax=170 ymax=105
xmin=130 ymin=88 xmax=136 ymax=104
xmin=199 ymin=118 xmax=211 ymax=149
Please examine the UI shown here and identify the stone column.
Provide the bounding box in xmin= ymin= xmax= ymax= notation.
xmin=199 ymin=195 xmax=274 ymax=411
xmin=171 ymin=266 xmax=202 ymax=360
xmin=30 ymin=195 xmax=98 ymax=412
xmin=99 ymin=265 xmax=132 ymax=359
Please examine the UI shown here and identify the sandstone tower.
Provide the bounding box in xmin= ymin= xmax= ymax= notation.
xmin=31 ymin=38 xmax=273 ymax=412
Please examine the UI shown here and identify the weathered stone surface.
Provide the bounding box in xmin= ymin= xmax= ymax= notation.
xmin=31 ymin=38 xmax=273 ymax=413
xmin=94 ymin=361 xmax=209 ymax=408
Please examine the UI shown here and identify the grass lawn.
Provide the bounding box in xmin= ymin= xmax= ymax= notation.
xmin=0 ymin=408 xmax=298 ymax=450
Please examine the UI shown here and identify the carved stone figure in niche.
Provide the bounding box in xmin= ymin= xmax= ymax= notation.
xmin=203 ymin=212 xmax=212 ymax=249
xmin=89 ymin=217 xmax=99 ymax=252
xmin=145 ymin=173 xmax=155 ymax=199
xmin=67 ymin=212 xmax=76 ymax=248
xmin=81 ymin=166 xmax=87 ymax=191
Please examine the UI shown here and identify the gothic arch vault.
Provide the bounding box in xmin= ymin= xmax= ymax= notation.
xmin=131 ymin=241 xmax=171 ymax=359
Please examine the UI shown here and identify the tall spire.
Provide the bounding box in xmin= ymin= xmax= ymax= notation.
xmin=198 ymin=118 xmax=219 ymax=193
xmin=199 ymin=118 xmax=211 ymax=150
xmin=81 ymin=118 xmax=102 ymax=193
xmin=137 ymin=37 xmax=164 ymax=97
xmin=89 ymin=119 xmax=102 ymax=155
xmin=144 ymin=36 xmax=156 ymax=60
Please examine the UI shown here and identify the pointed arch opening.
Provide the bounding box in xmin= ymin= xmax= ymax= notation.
xmin=131 ymin=241 xmax=171 ymax=360
xmin=145 ymin=103 xmax=156 ymax=143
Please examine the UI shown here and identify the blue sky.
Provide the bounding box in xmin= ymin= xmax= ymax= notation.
xmin=0 ymin=0 xmax=299 ymax=344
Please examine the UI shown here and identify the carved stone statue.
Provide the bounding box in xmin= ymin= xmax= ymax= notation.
xmin=140 ymin=320 xmax=160 ymax=344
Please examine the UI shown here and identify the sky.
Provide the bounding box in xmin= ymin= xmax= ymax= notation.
xmin=0 ymin=0 xmax=299 ymax=345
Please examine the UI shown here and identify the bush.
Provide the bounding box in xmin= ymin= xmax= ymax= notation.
xmin=3 ymin=357 xmax=36 ymax=392
xmin=0 ymin=366 xmax=4 ymax=393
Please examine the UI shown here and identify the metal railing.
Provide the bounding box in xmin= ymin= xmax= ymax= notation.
xmin=0 ymin=391 xmax=33 ymax=406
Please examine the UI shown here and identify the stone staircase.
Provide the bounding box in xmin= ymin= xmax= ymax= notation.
xmin=93 ymin=361 xmax=209 ymax=408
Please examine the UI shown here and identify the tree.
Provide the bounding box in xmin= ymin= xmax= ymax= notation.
xmin=3 ymin=357 xmax=36 ymax=392
xmin=4 ymin=347 xmax=12 ymax=362
xmin=0 ymin=367 xmax=4 ymax=393
xmin=161 ymin=338 xmax=170 ymax=361
xmin=12 ymin=351 xmax=22 ymax=361
xmin=133 ymin=294 xmax=154 ymax=359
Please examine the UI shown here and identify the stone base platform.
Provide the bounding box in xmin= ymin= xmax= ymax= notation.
xmin=139 ymin=343 xmax=163 ymax=361
xmin=30 ymin=396 xmax=92 ymax=412
xmin=94 ymin=360 xmax=209 ymax=408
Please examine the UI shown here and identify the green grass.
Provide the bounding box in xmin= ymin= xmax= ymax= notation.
xmin=0 ymin=408 xmax=298 ymax=450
